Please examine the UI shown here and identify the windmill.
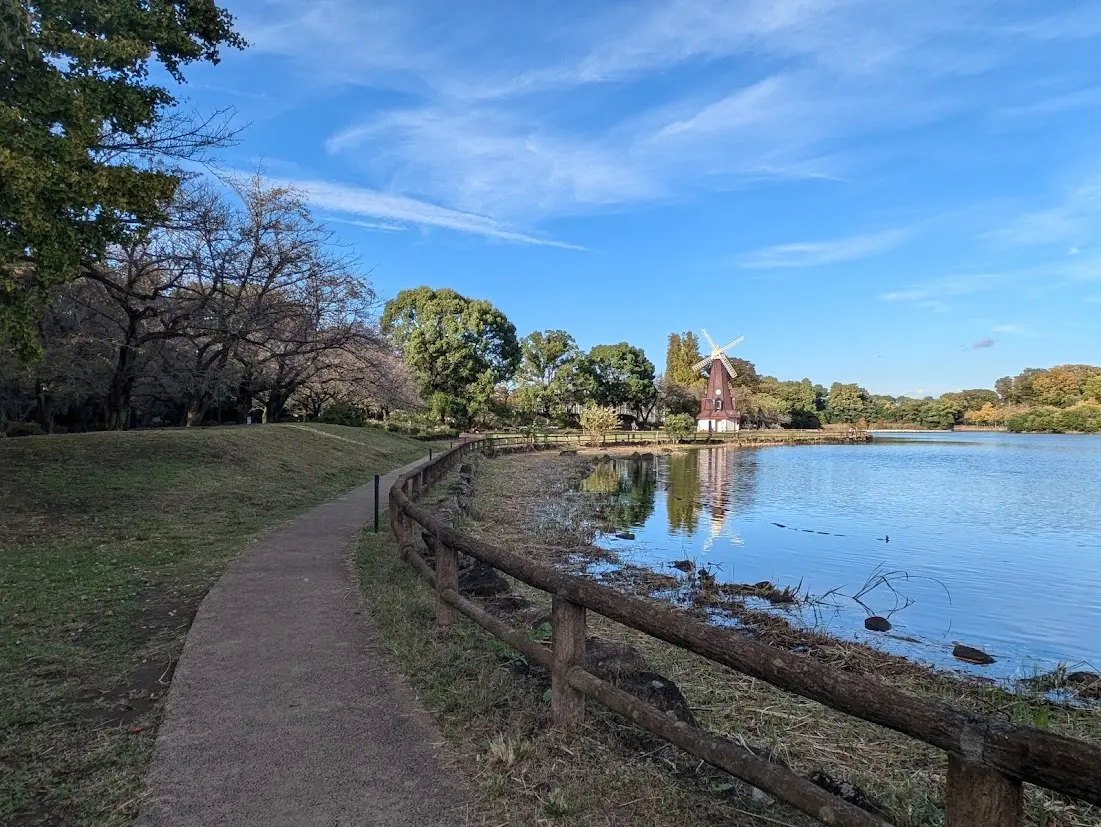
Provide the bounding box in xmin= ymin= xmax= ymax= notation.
xmin=693 ymin=330 xmax=744 ymax=433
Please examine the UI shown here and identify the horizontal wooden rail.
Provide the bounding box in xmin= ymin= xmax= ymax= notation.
xmin=390 ymin=438 xmax=1101 ymax=826
xmin=401 ymin=529 xmax=888 ymax=826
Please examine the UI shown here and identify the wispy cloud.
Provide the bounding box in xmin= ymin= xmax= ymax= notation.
xmin=230 ymin=0 xmax=1101 ymax=239
xmin=986 ymin=177 xmax=1101 ymax=247
xmin=972 ymin=337 xmax=996 ymax=349
xmin=1000 ymin=85 xmax=1101 ymax=118
xmin=879 ymin=273 xmax=1005 ymax=304
xmin=739 ymin=228 xmax=911 ymax=269
xmin=284 ymin=178 xmax=585 ymax=249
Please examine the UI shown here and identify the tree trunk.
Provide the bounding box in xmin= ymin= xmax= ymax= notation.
xmin=185 ymin=399 xmax=210 ymax=427
xmin=266 ymin=393 xmax=287 ymax=423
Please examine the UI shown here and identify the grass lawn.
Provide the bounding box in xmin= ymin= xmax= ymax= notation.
xmin=0 ymin=424 xmax=426 ymax=826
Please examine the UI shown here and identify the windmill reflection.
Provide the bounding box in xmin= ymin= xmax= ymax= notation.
xmin=580 ymin=449 xmax=758 ymax=550
xmin=664 ymin=448 xmax=758 ymax=549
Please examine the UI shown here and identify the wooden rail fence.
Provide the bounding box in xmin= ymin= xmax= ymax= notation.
xmin=479 ymin=429 xmax=871 ymax=446
xmin=389 ymin=437 xmax=1101 ymax=827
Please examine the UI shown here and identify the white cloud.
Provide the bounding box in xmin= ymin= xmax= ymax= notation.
xmin=739 ymin=228 xmax=911 ymax=269
xmin=231 ymin=0 xmax=1101 ymax=229
xmin=879 ymin=273 xmax=1004 ymax=304
xmin=1000 ymin=86 xmax=1101 ymax=118
xmin=285 ymin=178 xmax=585 ymax=249
xmin=987 ymin=177 xmax=1101 ymax=247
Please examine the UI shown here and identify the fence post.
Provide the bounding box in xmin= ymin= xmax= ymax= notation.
xmin=373 ymin=474 xmax=380 ymax=533
xmin=946 ymin=755 xmax=1022 ymax=827
xmin=551 ymin=596 xmax=586 ymax=731
xmin=434 ymin=539 xmax=459 ymax=628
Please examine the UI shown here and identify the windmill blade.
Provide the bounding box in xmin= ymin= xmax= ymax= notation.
xmin=692 ymin=356 xmax=712 ymax=373
xmin=700 ymin=328 xmax=719 ymax=352
xmin=718 ymin=351 xmax=738 ymax=380
xmin=720 ymin=335 xmax=745 ymax=353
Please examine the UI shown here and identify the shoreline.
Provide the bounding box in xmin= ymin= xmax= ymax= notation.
xmin=427 ymin=447 xmax=1101 ymax=825
xmin=459 ymin=449 xmax=1100 ymax=698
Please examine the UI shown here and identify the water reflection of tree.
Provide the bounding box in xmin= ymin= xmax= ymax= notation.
xmin=666 ymin=448 xmax=759 ymax=537
xmin=579 ymin=459 xmax=656 ymax=530
xmin=666 ymin=451 xmax=702 ymax=535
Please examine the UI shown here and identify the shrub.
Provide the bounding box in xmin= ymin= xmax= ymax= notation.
xmin=579 ymin=405 xmax=619 ymax=447
xmin=663 ymin=412 xmax=695 ymax=442
xmin=1006 ymin=406 xmax=1061 ymax=433
xmin=1057 ymin=401 xmax=1101 ymax=433
xmin=318 ymin=401 xmax=367 ymax=427
xmin=4 ymin=422 xmax=46 ymax=438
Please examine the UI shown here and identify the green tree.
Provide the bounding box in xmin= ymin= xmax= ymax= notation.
xmin=995 ymin=376 xmax=1014 ymax=403
xmin=920 ymin=399 xmax=961 ymax=430
xmin=941 ymin=389 xmax=999 ymax=411
xmin=657 ymin=378 xmax=699 ymax=416
xmin=1 ymin=0 xmax=245 ymax=357
xmin=576 ymin=343 xmax=657 ymax=424
xmin=1084 ymin=375 xmax=1101 ymax=403
xmin=516 ymin=329 xmax=580 ymax=422
xmin=762 ymin=377 xmax=820 ymax=428
xmin=824 ymin=382 xmax=869 ymax=424
xmin=665 ymin=331 xmax=704 ymax=389
xmin=381 ymin=287 xmax=520 ymax=426
xmin=827 ymin=381 xmax=867 ymax=420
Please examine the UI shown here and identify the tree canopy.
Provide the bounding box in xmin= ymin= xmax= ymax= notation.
xmin=381 ymin=287 xmax=520 ymax=426
xmin=665 ymin=331 xmax=703 ymax=389
xmin=575 ymin=342 xmax=657 ymax=423
xmin=514 ymin=329 xmax=580 ymax=422
xmin=1 ymin=0 xmax=245 ymax=357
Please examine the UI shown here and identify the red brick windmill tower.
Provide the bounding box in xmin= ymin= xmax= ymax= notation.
xmin=693 ymin=329 xmax=744 ymax=433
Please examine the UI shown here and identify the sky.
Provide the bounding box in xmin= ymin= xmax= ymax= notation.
xmin=177 ymin=0 xmax=1101 ymax=396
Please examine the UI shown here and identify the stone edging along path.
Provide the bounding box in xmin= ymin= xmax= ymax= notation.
xmin=140 ymin=458 xmax=481 ymax=827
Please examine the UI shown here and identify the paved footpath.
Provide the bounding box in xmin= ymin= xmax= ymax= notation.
xmin=142 ymin=458 xmax=481 ymax=827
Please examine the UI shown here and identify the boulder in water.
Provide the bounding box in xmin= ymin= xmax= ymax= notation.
xmin=952 ymin=643 xmax=995 ymax=665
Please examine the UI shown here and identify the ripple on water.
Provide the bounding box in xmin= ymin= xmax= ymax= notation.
xmin=574 ymin=434 xmax=1101 ymax=688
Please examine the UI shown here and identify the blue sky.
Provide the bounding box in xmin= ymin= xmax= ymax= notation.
xmin=179 ymin=0 xmax=1101 ymax=396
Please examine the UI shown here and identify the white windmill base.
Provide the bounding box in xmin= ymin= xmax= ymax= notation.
xmin=697 ymin=418 xmax=740 ymax=432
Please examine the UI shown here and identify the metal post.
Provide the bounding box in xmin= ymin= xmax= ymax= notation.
xmin=429 ymin=447 xmax=433 ymax=461
xmin=373 ymin=474 xmax=380 ymax=533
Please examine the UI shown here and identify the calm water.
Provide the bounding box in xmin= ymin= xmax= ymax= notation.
xmin=584 ymin=432 xmax=1101 ymax=680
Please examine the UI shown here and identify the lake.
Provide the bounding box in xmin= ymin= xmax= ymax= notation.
xmin=584 ymin=432 xmax=1101 ymax=681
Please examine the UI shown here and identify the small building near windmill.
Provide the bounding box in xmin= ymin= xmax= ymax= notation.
xmin=693 ymin=330 xmax=744 ymax=433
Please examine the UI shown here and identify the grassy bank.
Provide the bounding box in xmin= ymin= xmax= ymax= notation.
xmin=372 ymin=448 xmax=1100 ymax=827
xmin=357 ymin=516 xmax=818 ymax=827
xmin=0 ymin=424 xmax=425 ymax=826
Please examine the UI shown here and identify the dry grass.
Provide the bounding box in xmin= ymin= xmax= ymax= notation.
xmin=357 ymin=517 xmax=821 ymax=827
xmin=441 ymin=449 xmax=1101 ymax=827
